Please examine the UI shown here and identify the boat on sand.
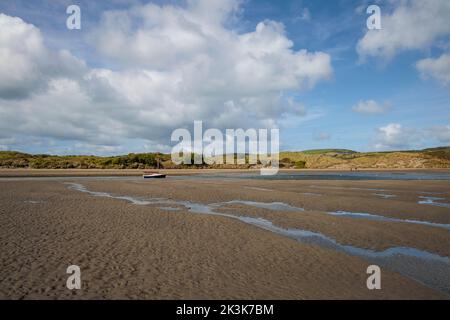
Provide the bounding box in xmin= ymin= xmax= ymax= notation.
xmin=143 ymin=171 xmax=166 ymax=179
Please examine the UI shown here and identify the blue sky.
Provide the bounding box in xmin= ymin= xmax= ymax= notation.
xmin=0 ymin=0 xmax=449 ymax=155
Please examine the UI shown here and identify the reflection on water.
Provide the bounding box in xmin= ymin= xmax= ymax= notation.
xmin=66 ymin=182 xmax=450 ymax=294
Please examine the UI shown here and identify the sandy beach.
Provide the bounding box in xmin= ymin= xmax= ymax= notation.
xmin=1 ymin=171 xmax=450 ymax=299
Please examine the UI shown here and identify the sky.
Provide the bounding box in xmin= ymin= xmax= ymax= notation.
xmin=0 ymin=0 xmax=449 ymax=155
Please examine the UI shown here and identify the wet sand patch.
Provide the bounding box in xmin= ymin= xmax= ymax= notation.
xmin=1 ymin=178 xmax=449 ymax=299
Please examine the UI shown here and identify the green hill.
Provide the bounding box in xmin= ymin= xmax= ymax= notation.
xmin=1 ymin=147 xmax=450 ymax=169
xmin=279 ymin=147 xmax=450 ymax=169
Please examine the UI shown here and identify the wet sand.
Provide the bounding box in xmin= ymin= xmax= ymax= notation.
xmin=1 ymin=175 xmax=449 ymax=299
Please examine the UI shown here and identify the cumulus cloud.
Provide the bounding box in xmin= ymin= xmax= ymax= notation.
xmin=373 ymin=123 xmax=450 ymax=150
xmin=373 ymin=123 xmax=419 ymax=150
xmin=352 ymin=100 xmax=391 ymax=115
xmin=91 ymin=2 xmax=331 ymax=91
xmin=0 ymin=14 xmax=85 ymax=99
xmin=357 ymin=0 xmax=450 ymax=60
xmin=416 ymin=53 xmax=450 ymax=86
xmin=0 ymin=1 xmax=333 ymax=154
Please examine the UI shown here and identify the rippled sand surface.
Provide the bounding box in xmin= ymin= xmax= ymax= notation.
xmin=1 ymin=176 xmax=449 ymax=299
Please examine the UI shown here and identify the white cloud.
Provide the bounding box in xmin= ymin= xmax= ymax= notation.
xmin=91 ymin=2 xmax=331 ymax=91
xmin=0 ymin=14 xmax=85 ymax=99
xmin=357 ymin=0 xmax=450 ymax=60
xmin=373 ymin=123 xmax=419 ymax=150
xmin=352 ymin=100 xmax=391 ymax=115
xmin=0 ymin=1 xmax=333 ymax=154
xmin=373 ymin=123 xmax=450 ymax=150
xmin=416 ymin=53 xmax=450 ymax=86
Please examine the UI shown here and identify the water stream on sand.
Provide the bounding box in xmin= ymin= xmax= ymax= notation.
xmin=66 ymin=182 xmax=450 ymax=294
xmin=418 ymin=196 xmax=450 ymax=209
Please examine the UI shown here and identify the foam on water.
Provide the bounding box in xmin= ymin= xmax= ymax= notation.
xmin=66 ymin=182 xmax=450 ymax=293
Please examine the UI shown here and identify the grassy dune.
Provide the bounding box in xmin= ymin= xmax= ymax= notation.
xmin=281 ymin=148 xmax=450 ymax=169
xmin=1 ymin=147 xmax=450 ymax=170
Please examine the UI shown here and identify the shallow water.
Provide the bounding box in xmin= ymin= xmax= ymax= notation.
xmin=243 ymin=186 xmax=274 ymax=192
xmin=181 ymin=171 xmax=450 ymax=181
xmin=216 ymin=198 xmax=450 ymax=231
xmin=217 ymin=200 xmax=305 ymax=212
xmin=3 ymin=170 xmax=450 ymax=182
xmin=158 ymin=207 xmax=181 ymax=211
xmin=309 ymin=185 xmax=388 ymax=192
xmin=299 ymin=192 xmax=322 ymax=196
xmin=418 ymin=196 xmax=450 ymax=209
xmin=238 ymin=216 xmax=450 ymax=293
xmin=66 ymin=182 xmax=450 ymax=294
xmin=373 ymin=193 xmax=397 ymax=199
xmin=328 ymin=211 xmax=450 ymax=230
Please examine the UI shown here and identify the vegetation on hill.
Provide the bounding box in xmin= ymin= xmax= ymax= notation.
xmin=280 ymin=148 xmax=450 ymax=169
xmin=1 ymin=147 xmax=450 ymax=169
xmin=299 ymin=149 xmax=357 ymax=155
xmin=0 ymin=151 xmax=170 ymax=169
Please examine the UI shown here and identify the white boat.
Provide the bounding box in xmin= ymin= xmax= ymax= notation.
xmin=143 ymin=171 xmax=166 ymax=179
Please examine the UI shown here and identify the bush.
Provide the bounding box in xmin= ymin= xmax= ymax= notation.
xmin=294 ymin=160 xmax=306 ymax=169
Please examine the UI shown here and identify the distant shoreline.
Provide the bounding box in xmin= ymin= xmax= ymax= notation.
xmin=2 ymin=168 xmax=450 ymax=178
xmin=2 ymin=148 xmax=450 ymax=172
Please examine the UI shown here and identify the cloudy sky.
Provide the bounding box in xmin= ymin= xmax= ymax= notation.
xmin=0 ymin=0 xmax=449 ymax=155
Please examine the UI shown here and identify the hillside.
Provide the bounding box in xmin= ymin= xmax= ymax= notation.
xmin=280 ymin=148 xmax=450 ymax=169
xmin=1 ymin=148 xmax=450 ymax=169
